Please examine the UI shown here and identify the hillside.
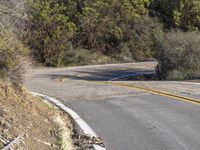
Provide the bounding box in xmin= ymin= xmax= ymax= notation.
xmin=0 ymin=80 xmax=74 ymax=149
xmin=0 ymin=1 xmax=77 ymax=149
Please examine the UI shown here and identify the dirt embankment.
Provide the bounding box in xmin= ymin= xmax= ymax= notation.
xmin=0 ymin=80 xmax=74 ymax=150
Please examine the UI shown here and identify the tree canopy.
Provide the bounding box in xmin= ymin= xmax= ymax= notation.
xmin=150 ymin=0 xmax=200 ymax=31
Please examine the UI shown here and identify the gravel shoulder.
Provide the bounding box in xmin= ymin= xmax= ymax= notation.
xmin=25 ymin=62 xmax=200 ymax=102
xmin=25 ymin=71 xmax=148 ymax=102
xmin=25 ymin=62 xmax=156 ymax=102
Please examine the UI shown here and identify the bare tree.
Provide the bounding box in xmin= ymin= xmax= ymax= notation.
xmin=0 ymin=0 xmax=28 ymax=35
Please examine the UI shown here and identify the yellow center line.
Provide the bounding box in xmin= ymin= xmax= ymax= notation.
xmin=98 ymin=81 xmax=200 ymax=106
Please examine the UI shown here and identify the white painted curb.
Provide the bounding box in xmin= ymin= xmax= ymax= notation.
xmin=30 ymin=92 xmax=106 ymax=150
xmin=180 ymin=82 xmax=200 ymax=86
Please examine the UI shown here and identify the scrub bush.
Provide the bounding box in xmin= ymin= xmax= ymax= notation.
xmin=156 ymin=32 xmax=200 ymax=80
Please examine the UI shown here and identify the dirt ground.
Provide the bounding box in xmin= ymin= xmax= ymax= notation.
xmin=0 ymin=80 xmax=74 ymax=150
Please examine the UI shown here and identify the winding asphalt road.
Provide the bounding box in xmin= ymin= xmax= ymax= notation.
xmin=25 ymin=62 xmax=200 ymax=150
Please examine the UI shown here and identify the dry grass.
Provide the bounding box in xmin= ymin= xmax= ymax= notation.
xmin=0 ymin=80 xmax=75 ymax=150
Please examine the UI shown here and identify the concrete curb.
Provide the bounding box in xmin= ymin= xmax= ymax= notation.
xmin=180 ymin=82 xmax=200 ymax=86
xmin=30 ymin=92 xmax=106 ymax=150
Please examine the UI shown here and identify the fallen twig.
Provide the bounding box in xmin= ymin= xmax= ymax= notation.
xmin=34 ymin=137 xmax=51 ymax=146
xmin=0 ymin=135 xmax=7 ymax=145
xmin=0 ymin=138 xmax=6 ymax=145
xmin=0 ymin=134 xmax=24 ymax=150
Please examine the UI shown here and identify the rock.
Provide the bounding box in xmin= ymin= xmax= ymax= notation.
xmin=0 ymin=109 xmax=6 ymax=117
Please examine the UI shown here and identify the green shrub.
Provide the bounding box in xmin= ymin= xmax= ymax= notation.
xmin=156 ymin=32 xmax=200 ymax=80
xmin=27 ymin=0 xmax=76 ymax=67
xmin=62 ymin=49 xmax=93 ymax=66
xmin=71 ymin=0 xmax=151 ymax=52
xmin=61 ymin=49 xmax=116 ymax=66
xmin=27 ymin=0 xmax=164 ymax=66
xmin=71 ymin=0 xmax=161 ymax=61
xmin=150 ymin=0 xmax=200 ymax=31
xmin=122 ymin=17 xmax=164 ymax=61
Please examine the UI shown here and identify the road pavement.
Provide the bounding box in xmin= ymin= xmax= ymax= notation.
xmin=25 ymin=62 xmax=200 ymax=150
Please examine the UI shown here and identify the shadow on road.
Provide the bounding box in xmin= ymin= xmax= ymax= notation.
xmin=42 ymin=67 xmax=156 ymax=81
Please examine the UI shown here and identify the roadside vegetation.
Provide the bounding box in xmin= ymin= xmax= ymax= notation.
xmin=24 ymin=0 xmax=200 ymax=80
xmin=151 ymin=0 xmax=200 ymax=80
xmin=156 ymin=32 xmax=200 ymax=80
xmin=27 ymin=0 xmax=163 ymax=66
xmin=1 ymin=0 xmax=199 ymax=81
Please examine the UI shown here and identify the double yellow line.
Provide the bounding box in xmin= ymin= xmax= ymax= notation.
xmin=101 ymin=82 xmax=200 ymax=106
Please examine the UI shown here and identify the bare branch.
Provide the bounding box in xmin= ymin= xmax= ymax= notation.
xmin=0 ymin=134 xmax=25 ymax=150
